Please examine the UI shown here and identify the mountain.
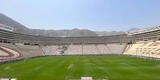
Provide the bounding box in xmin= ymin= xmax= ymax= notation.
xmin=127 ymin=28 xmax=140 ymax=32
xmin=0 ymin=13 xmax=125 ymax=37
xmin=0 ymin=13 xmax=31 ymax=34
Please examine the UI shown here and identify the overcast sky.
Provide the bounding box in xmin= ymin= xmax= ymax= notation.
xmin=1 ymin=0 xmax=160 ymax=31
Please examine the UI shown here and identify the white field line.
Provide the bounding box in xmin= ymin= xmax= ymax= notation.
xmin=4 ymin=66 xmax=11 ymax=70
xmin=68 ymin=64 xmax=74 ymax=70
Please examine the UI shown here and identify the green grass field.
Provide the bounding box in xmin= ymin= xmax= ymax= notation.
xmin=0 ymin=56 xmax=160 ymax=80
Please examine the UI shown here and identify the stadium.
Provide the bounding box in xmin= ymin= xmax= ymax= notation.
xmin=0 ymin=22 xmax=160 ymax=80
xmin=0 ymin=1 xmax=160 ymax=80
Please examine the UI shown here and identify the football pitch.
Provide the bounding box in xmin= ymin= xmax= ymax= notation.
xmin=0 ymin=56 xmax=160 ymax=80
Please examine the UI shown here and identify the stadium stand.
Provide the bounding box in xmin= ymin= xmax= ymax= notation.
xmin=124 ymin=26 xmax=160 ymax=58
xmin=0 ymin=46 xmax=20 ymax=61
xmin=66 ymin=44 xmax=82 ymax=55
xmin=0 ymin=29 xmax=127 ymax=45
xmin=15 ymin=45 xmax=44 ymax=58
xmin=41 ymin=45 xmax=60 ymax=55
xmin=41 ymin=44 xmax=126 ymax=55
xmin=127 ymin=26 xmax=160 ymax=42
xmin=124 ymin=41 xmax=160 ymax=58
xmin=0 ymin=43 xmax=44 ymax=62
xmin=105 ymin=44 xmax=126 ymax=54
xmin=1 ymin=25 xmax=160 ymax=62
xmin=96 ymin=44 xmax=112 ymax=54
xmin=83 ymin=44 xmax=99 ymax=54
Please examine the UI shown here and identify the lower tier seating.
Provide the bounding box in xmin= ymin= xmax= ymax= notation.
xmin=124 ymin=41 xmax=160 ymax=58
